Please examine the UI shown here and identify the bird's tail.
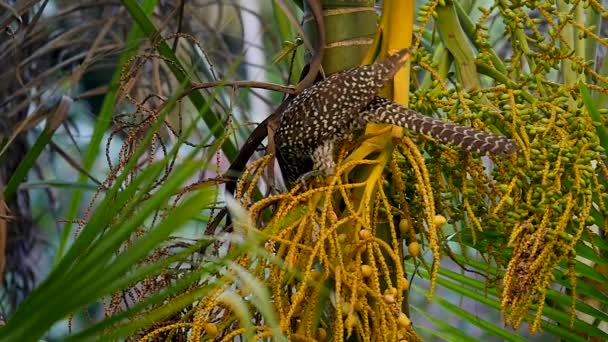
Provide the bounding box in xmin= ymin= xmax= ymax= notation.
xmin=361 ymin=97 xmax=519 ymax=155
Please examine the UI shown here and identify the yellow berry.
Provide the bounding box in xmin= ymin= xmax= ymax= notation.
xmin=317 ymin=327 xmax=327 ymax=340
xmin=401 ymin=278 xmax=410 ymax=290
xmin=397 ymin=313 xmax=411 ymax=328
xmin=383 ymin=294 xmax=395 ymax=304
xmin=408 ymin=242 xmax=420 ymax=257
xmin=341 ymin=303 xmax=353 ymax=316
xmin=358 ymin=229 xmax=373 ymax=240
xmin=345 ymin=313 xmax=357 ymax=330
xmin=361 ymin=264 xmax=373 ymax=277
xmin=399 ymin=219 xmax=410 ymax=233
xmin=204 ymin=323 xmax=218 ymax=335
xmin=433 ymin=214 xmax=447 ymax=227
xmin=329 ymin=210 xmax=338 ymax=222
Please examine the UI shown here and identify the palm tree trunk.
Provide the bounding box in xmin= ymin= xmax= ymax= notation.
xmin=303 ymin=0 xmax=377 ymax=75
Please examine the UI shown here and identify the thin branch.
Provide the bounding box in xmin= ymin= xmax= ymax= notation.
xmin=189 ymin=80 xmax=296 ymax=94
xmin=294 ymin=0 xmax=325 ymax=93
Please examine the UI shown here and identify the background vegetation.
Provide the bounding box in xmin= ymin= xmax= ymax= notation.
xmin=0 ymin=0 xmax=607 ymax=341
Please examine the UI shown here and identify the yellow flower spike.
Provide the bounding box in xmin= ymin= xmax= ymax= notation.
xmin=253 ymin=329 xmax=280 ymax=341
xmin=567 ymin=263 xmax=577 ymax=328
xmin=377 ymin=178 xmax=402 ymax=254
xmin=248 ymin=193 xmax=290 ymax=223
xmin=347 ymin=272 xmax=362 ymax=319
xmin=492 ymin=177 xmax=519 ymax=215
xmin=345 ymin=312 xmax=358 ymax=338
xmin=507 ymin=222 xmax=527 ymax=247
xmin=137 ymin=323 xmax=193 ymax=342
xmin=243 ymin=155 xmax=273 ymax=207
xmin=189 ymin=288 xmax=222 ymax=341
xmin=235 ymin=154 xmax=273 ymax=201
xmin=397 ymin=137 xmax=439 ymax=297
xmin=464 ymin=197 xmax=483 ymax=234
xmin=360 ymin=308 xmax=372 ymax=340
xmin=301 ymin=283 xmax=322 ymax=336
xmin=282 ymin=213 xmax=356 ymax=332
xmin=218 ymin=328 xmax=247 ymax=342
xmin=374 ymin=183 xmax=408 ymax=299
xmin=372 ymin=241 xmax=395 ymax=288
xmin=333 ymin=267 xmax=344 ymax=342
xmin=531 ymin=273 xmax=551 ymax=333
xmin=390 ymin=151 xmax=413 ymax=228
xmin=284 ymin=214 xmax=312 ymax=266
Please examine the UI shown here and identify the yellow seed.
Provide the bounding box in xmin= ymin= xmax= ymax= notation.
xmin=383 ymin=294 xmax=395 ymax=304
xmin=204 ymin=323 xmax=218 ymax=336
xmin=317 ymin=328 xmax=327 ymax=340
xmin=433 ymin=214 xmax=447 ymax=227
xmin=342 ymin=303 xmax=353 ymax=316
xmin=386 ymin=287 xmax=398 ymax=296
xmin=329 ymin=210 xmax=338 ymax=222
xmin=408 ymin=242 xmax=420 ymax=257
xmin=399 ymin=219 xmax=410 ymax=233
xmin=397 ymin=313 xmax=411 ymax=328
xmin=401 ymin=278 xmax=410 ymax=290
xmin=361 ymin=264 xmax=373 ymax=277
xmin=359 ymin=229 xmax=373 ymax=240
xmin=345 ymin=313 xmax=357 ymax=334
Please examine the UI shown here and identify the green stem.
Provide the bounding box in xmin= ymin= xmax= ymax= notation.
xmin=556 ymin=0 xmax=582 ymax=88
xmin=435 ymin=2 xmax=480 ymax=90
xmin=453 ymin=0 xmax=507 ymax=74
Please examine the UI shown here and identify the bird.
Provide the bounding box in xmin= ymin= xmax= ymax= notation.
xmin=274 ymin=48 xmax=518 ymax=188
